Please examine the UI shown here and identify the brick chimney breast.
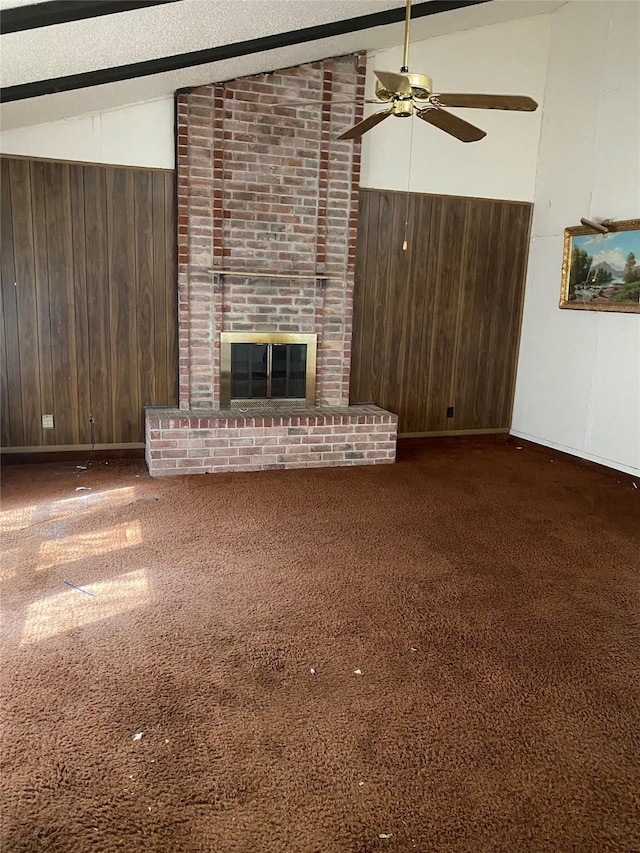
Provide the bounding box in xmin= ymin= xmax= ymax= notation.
xmin=146 ymin=53 xmax=398 ymax=476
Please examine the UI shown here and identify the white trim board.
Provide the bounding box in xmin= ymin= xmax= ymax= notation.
xmin=510 ymin=430 xmax=640 ymax=478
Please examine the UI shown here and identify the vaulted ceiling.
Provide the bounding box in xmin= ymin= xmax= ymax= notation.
xmin=0 ymin=0 xmax=564 ymax=129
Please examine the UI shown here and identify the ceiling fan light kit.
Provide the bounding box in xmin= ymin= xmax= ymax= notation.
xmin=335 ymin=0 xmax=538 ymax=142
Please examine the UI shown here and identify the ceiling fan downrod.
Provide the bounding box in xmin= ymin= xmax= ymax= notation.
xmin=401 ymin=0 xmax=411 ymax=73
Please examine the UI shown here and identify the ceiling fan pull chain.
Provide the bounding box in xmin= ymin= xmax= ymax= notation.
xmin=403 ymin=116 xmax=416 ymax=251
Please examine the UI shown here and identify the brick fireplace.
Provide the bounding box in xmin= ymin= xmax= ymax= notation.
xmin=145 ymin=53 xmax=397 ymax=476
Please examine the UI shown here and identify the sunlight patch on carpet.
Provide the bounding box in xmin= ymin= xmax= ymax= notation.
xmin=20 ymin=568 xmax=151 ymax=645
xmin=0 ymin=486 xmax=138 ymax=533
xmin=36 ymin=520 xmax=142 ymax=571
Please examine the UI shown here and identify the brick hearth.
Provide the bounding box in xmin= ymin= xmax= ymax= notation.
xmin=145 ymin=53 xmax=397 ymax=476
xmin=145 ymin=406 xmax=397 ymax=475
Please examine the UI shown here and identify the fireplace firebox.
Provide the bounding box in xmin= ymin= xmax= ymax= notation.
xmin=220 ymin=332 xmax=317 ymax=408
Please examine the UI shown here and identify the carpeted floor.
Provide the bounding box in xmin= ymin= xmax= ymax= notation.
xmin=1 ymin=441 xmax=639 ymax=852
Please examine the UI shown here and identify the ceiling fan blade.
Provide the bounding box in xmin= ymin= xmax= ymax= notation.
xmin=417 ymin=107 xmax=486 ymax=142
xmin=374 ymin=69 xmax=412 ymax=97
xmin=337 ymin=108 xmax=394 ymax=140
xmin=435 ymin=93 xmax=538 ymax=111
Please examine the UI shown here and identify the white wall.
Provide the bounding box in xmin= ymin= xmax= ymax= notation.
xmin=360 ymin=13 xmax=552 ymax=201
xmin=512 ymin=0 xmax=640 ymax=476
xmin=0 ymin=97 xmax=174 ymax=169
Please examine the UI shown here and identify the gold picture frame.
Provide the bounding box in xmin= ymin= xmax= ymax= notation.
xmin=560 ymin=218 xmax=640 ymax=313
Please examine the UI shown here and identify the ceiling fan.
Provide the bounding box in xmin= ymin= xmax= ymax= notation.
xmin=335 ymin=0 xmax=538 ymax=142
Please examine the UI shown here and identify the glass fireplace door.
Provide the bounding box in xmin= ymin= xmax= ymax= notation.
xmin=230 ymin=343 xmax=268 ymax=400
xmin=271 ymin=344 xmax=307 ymax=399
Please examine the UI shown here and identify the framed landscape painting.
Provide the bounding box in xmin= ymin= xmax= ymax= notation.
xmin=560 ymin=218 xmax=640 ymax=313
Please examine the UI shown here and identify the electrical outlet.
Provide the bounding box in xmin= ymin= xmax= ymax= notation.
xmin=42 ymin=414 xmax=54 ymax=429
xmin=446 ymin=406 xmax=454 ymax=419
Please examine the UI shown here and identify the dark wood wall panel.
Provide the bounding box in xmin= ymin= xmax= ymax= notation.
xmin=84 ymin=165 xmax=111 ymax=445
xmin=70 ymin=163 xmax=91 ymax=444
xmin=47 ymin=162 xmax=81 ymax=444
xmin=107 ymin=168 xmax=138 ymax=444
xmin=135 ymin=170 xmax=156 ymax=423
xmin=30 ymin=161 xmax=57 ymax=445
xmin=161 ymin=173 xmax=177 ymax=404
xmin=0 ymin=156 xmax=177 ymax=448
xmin=150 ymin=171 xmax=177 ymax=409
xmin=0 ymin=159 xmax=20 ymax=446
xmin=350 ymin=188 xmax=532 ymax=435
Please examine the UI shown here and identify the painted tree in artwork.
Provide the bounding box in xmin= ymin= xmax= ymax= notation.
xmin=612 ymin=250 xmax=640 ymax=303
xmin=592 ymin=267 xmax=612 ymax=285
xmin=623 ymin=251 xmax=638 ymax=283
xmin=569 ymin=245 xmax=592 ymax=292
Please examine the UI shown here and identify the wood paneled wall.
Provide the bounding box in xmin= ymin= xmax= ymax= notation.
xmin=350 ymin=188 xmax=532 ymax=435
xmin=0 ymin=156 xmax=177 ymax=448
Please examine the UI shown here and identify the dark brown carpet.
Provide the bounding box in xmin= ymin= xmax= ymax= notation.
xmin=1 ymin=441 xmax=639 ymax=852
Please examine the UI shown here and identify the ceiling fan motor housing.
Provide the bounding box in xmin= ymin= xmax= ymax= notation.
xmin=375 ymin=72 xmax=433 ymax=103
xmin=406 ymin=72 xmax=433 ymax=100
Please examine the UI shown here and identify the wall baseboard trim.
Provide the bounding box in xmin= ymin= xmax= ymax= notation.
xmin=398 ymin=429 xmax=509 ymax=438
xmin=1 ymin=444 xmax=145 ymax=465
xmin=508 ymin=434 xmax=640 ymax=482
xmin=1 ymin=443 xmax=144 ymax=453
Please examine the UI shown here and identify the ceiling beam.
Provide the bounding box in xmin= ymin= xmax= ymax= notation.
xmin=0 ymin=0 xmax=182 ymax=35
xmin=0 ymin=0 xmax=489 ymax=103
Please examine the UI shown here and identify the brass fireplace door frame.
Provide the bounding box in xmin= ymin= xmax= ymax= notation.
xmin=220 ymin=332 xmax=317 ymax=408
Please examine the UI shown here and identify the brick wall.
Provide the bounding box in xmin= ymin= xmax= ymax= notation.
xmin=176 ymin=54 xmax=366 ymax=409
xmin=146 ymin=53 xmax=398 ymax=477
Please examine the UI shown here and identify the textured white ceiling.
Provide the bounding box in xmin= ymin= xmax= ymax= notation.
xmin=1 ymin=1 xmax=407 ymax=85
xmin=0 ymin=0 xmax=38 ymax=8
xmin=0 ymin=0 xmax=564 ymax=130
